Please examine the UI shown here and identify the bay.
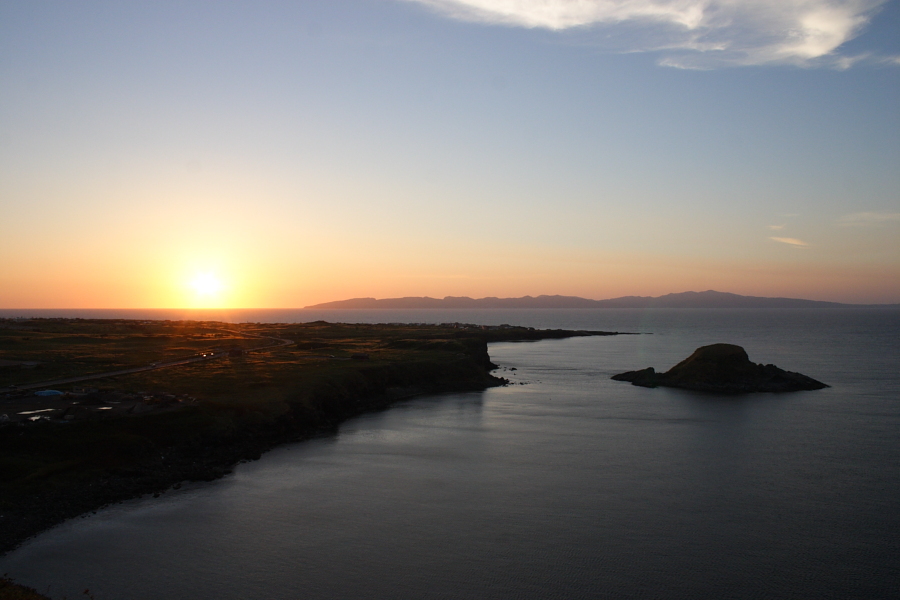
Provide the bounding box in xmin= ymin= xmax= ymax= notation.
xmin=2 ymin=309 xmax=899 ymax=599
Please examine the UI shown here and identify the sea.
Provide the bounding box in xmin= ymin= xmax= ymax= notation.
xmin=1 ymin=308 xmax=899 ymax=600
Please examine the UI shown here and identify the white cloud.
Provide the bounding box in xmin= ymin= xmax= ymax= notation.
xmin=408 ymin=0 xmax=709 ymax=29
xmin=404 ymin=0 xmax=891 ymax=68
xmin=768 ymin=224 xmax=785 ymax=230
xmin=771 ymin=236 xmax=809 ymax=246
xmin=838 ymin=211 xmax=900 ymax=225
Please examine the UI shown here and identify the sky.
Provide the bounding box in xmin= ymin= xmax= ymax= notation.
xmin=1 ymin=0 xmax=899 ymax=308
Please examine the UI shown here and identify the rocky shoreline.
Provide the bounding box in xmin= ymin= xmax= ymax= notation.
xmin=0 ymin=361 xmax=502 ymax=556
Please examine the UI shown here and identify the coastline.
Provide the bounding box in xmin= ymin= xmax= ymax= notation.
xmin=1 ymin=360 xmax=500 ymax=555
xmin=0 ymin=324 xmax=620 ymax=556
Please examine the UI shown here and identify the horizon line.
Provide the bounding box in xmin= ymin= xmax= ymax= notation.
xmin=4 ymin=289 xmax=900 ymax=311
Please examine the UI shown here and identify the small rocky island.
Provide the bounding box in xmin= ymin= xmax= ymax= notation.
xmin=611 ymin=343 xmax=828 ymax=393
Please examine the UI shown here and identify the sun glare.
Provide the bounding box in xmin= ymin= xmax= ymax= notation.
xmin=190 ymin=272 xmax=224 ymax=298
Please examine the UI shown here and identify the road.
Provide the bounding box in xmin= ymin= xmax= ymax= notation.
xmin=10 ymin=330 xmax=294 ymax=392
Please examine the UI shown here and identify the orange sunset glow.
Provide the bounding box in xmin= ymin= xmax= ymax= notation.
xmin=1 ymin=0 xmax=898 ymax=308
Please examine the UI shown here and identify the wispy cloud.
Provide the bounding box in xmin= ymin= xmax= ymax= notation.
xmin=767 ymin=224 xmax=785 ymax=230
xmin=405 ymin=0 xmax=892 ymax=68
xmin=770 ymin=237 xmax=809 ymax=246
xmin=838 ymin=211 xmax=900 ymax=225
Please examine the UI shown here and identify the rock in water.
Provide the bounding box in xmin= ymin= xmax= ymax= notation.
xmin=611 ymin=343 xmax=828 ymax=393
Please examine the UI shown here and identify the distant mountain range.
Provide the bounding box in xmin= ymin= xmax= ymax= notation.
xmin=305 ymin=291 xmax=898 ymax=309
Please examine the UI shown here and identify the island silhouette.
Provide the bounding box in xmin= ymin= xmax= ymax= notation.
xmin=306 ymin=290 xmax=897 ymax=309
xmin=612 ymin=343 xmax=828 ymax=393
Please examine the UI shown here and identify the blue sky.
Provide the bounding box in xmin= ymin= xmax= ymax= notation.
xmin=1 ymin=0 xmax=899 ymax=306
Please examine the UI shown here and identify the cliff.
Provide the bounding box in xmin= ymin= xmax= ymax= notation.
xmin=0 ymin=322 xmax=618 ymax=556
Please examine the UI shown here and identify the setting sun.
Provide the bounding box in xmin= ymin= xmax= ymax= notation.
xmin=188 ymin=272 xmax=226 ymax=307
xmin=191 ymin=273 xmax=223 ymax=296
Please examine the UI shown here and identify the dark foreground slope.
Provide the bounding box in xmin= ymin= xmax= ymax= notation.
xmin=0 ymin=320 xmax=619 ymax=555
xmin=612 ymin=343 xmax=828 ymax=393
xmin=0 ymin=575 xmax=51 ymax=600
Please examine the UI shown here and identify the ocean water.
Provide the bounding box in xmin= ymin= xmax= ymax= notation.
xmin=1 ymin=309 xmax=899 ymax=599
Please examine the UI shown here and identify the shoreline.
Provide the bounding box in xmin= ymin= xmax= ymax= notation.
xmin=1 ymin=325 xmax=621 ymax=556
xmin=1 ymin=360 xmax=501 ymax=556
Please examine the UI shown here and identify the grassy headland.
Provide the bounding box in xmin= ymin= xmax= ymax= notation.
xmin=0 ymin=318 xmax=622 ymax=555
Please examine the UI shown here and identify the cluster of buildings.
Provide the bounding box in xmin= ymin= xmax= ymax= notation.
xmin=1 ymin=388 xmax=196 ymax=425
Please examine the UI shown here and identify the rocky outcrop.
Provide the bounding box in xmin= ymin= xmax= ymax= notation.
xmin=611 ymin=343 xmax=828 ymax=393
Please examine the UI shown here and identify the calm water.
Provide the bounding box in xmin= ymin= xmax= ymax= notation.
xmin=2 ymin=309 xmax=899 ymax=599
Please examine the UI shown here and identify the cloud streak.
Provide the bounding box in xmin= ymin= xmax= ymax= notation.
xmin=405 ymin=0 xmax=891 ymax=68
xmin=771 ymin=237 xmax=809 ymax=246
xmin=838 ymin=211 xmax=900 ymax=225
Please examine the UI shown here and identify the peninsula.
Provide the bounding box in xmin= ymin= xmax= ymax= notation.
xmin=0 ymin=318 xmax=623 ymax=555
